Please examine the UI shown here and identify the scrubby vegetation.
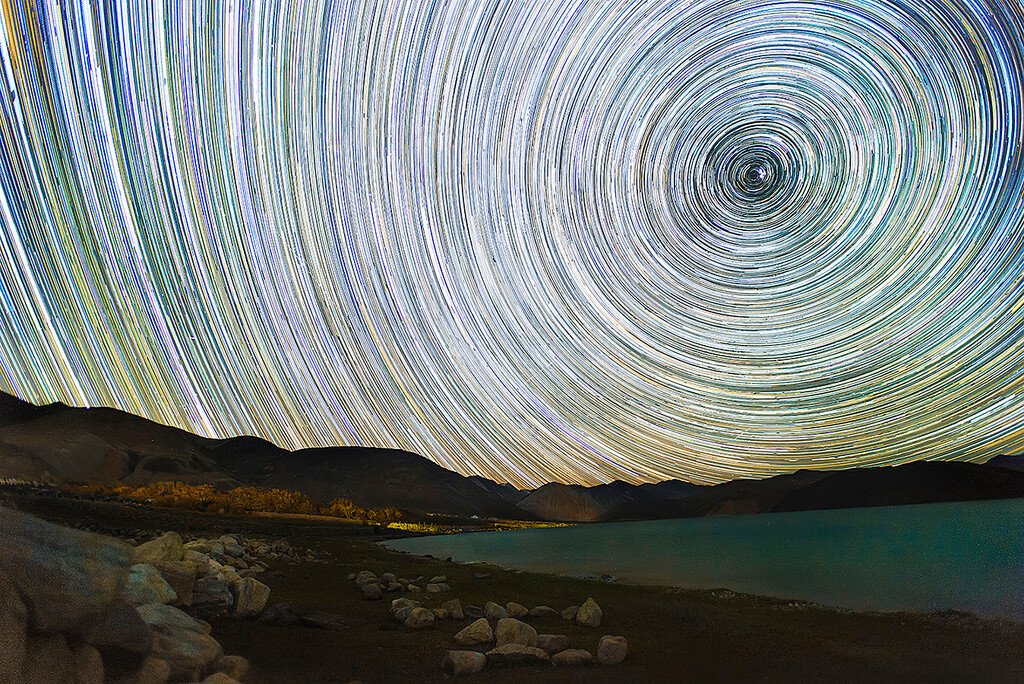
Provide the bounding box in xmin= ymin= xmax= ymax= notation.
xmin=57 ymin=481 xmax=404 ymax=524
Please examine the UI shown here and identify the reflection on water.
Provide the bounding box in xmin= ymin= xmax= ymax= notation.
xmin=384 ymin=497 xmax=1024 ymax=620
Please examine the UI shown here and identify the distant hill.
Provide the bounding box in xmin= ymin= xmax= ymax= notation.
xmin=3 ymin=390 xmax=1024 ymax=522
xmin=985 ymin=454 xmax=1024 ymax=473
xmin=517 ymin=482 xmax=604 ymax=521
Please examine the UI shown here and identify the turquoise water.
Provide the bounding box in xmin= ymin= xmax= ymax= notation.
xmin=384 ymin=498 xmax=1024 ymax=620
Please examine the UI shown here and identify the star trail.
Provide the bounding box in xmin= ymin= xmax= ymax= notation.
xmin=1 ymin=0 xmax=1024 ymax=487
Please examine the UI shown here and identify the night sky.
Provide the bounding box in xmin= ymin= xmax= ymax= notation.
xmin=1 ymin=0 xmax=1023 ymax=487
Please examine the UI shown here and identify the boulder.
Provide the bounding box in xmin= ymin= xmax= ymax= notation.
xmin=561 ymin=605 xmax=579 ymax=621
xmin=597 ymin=635 xmax=628 ymax=665
xmin=454 ymin=618 xmax=493 ymax=646
xmin=426 ymin=583 xmax=442 ymax=593
xmin=137 ymin=603 xmax=212 ymax=636
xmin=0 ymin=507 xmax=133 ymax=634
xmin=442 ymin=598 xmax=464 ymax=620
xmin=151 ymin=562 xmax=196 ymax=606
xmin=484 ymin=601 xmax=508 ymax=621
xmin=71 ymin=643 xmax=105 ymax=683
xmin=22 ymin=632 xmax=73 ymax=683
xmin=430 ymin=575 xmax=448 ymax=583
xmin=552 ymin=648 xmax=594 ymax=666
xmin=118 ymin=656 xmax=171 ymax=684
xmin=537 ymin=634 xmax=569 ymax=654
xmin=390 ymin=598 xmax=422 ymax=622
xmin=441 ymin=650 xmax=486 ymax=676
xmin=404 ymin=607 xmax=435 ymax=629
xmin=0 ymin=569 xmax=27 ymax=680
xmin=123 ymin=564 xmax=177 ymax=606
xmin=133 ymin=532 xmax=184 ymax=565
xmin=212 ymin=654 xmax=250 ymax=680
xmin=217 ymin=536 xmax=244 ymax=558
xmin=149 ymin=625 xmax=223 ymax=680
xmin=485 ymin=643 xmax=550 ymax=667
xmin=231 ymin=577 xmax=270 ymax=617
xmin=505 ymin=602 xmax=529 ymax=618
xmin=529 ymin=605 xmax=560 ymax=618
xmin=182 ymin=551 xmax=212 ymax=577
xmin=83 ymin=600 xmax=152 ymax=652
xmin=362 ymin=583 xmax=382 ymax=600
xmin=191 ymin=576 xmax=233 ymax=615
xmin=576 ymin=598 xmax=602 ymax=627
xmin=381 ymin=572 xmax=397 ymax=583
xmin=494 ymin=617 xmax=538 ymax=647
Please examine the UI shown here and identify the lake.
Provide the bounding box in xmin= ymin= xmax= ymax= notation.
xmin=383 ymin=498 xmax=1024 ymax=620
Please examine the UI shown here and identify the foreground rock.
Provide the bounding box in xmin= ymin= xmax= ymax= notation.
xmin=0 ymin=507 xmax=259 ymax=683
xmin=486 ymin=643 xmax=551 ymax=667
xmin=597 ymin=635 xmax=628 ymax=664
xmin=576 ymin=597 xmax=602 ymax=627
xmin=495 ymin=617 xmax=538 ymax=647
xmin=442 ymin=650 xmax=487 ymax=675
xmin=537 ymin=634 xmax=569 ymax=654
xmin=454 ymin=618 xmax=493 ymax=646
xmin=404 ymin=607 xmax=435 ymax=629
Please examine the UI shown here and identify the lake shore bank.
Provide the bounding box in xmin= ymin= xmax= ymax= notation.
xmin=6 ymin=491 xmax=1024 ymax=682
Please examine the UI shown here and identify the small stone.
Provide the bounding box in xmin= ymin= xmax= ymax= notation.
xmin=429 ymin=575 xmax=447 ymax=583
xmin=473 ymin=573 xmax=492 ymax=580
xmin=212 ymin=654 xmax=250 ymax=680
xmin=390 ymin=597 xmax=422 ymax=622
xmin=404 ymin=607 xmax=435 ymax=629
xmin=537 ymin=634 xmax=569 ymax=654
xmin=386 ymin=582 xmax=402 ymax=592
xmin=495 ymin=617 xmax=538 ymax=647
xmin=529 ymin=605 xmax=560 ymax=618
xmin=464 ymin=604 xmax=483 ymax=619
xmin=454 ymin=618 xmax=493 ymax=646
xmin=561 ymin=605 xmax=579 ymax=621
xmin=484 ymin=601 xmax=508 ymax=621
xmin=406 ymin=584 xmax=421 ymax=592
xmin=362 ymin=583 xmax=382 ymax=600
xmin=426 ymin=583 xmax=442 ymax=593
xmin=505 ymin=601 xmax=529 ymax=618
xmin=597 ymin=635 xmax=628 ymax=665
xmin=552 ymin=648 xmax=594 ymax=666
xmin=432 ymin=607 xmax=449 ymax=620
xmin=442 ymin=598 xmax=464 ymax=620
xmin=441 ymin=650 xmax=486 ymax=676
xmin=576 ymin=597 xmax=602 ymax=627
xmin=218 ymin=535 xmax=244 ymax=557
xmin=347 ymin=572 xmax=357 ymax=581
xmin=485 ymin=643 xmax=550 ymax=667
xmin=299 ymin=612 xmax=348 ymax=630
xmin=382 ymin=572 xmax=397 ymax=583
xmin=438 ymin=582 xmax=452 ymax=592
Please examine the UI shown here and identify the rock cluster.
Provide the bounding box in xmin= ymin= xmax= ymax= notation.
xmin=0 ymin=506 xmax=256 ymax=683
xmin=349 ymin=569 xmax=451 ymax=598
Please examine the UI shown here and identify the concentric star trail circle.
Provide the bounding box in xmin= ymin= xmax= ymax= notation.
xmin=1 ymin=0 xmax=1023 ymax=487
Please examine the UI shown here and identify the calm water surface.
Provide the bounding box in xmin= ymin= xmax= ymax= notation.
xmin=384 ymin=498 xmax=1024 ymax=620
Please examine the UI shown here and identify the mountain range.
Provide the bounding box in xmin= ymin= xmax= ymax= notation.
xmin=2 ymin=390 xmax=1023 ymax=521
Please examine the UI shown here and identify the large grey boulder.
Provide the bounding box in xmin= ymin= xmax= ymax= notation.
xmin=123 ymin=564 xmax=177 ymax=606
xmin=597 ymin=635 xmax=628 ymax=664
xmin=576 ymin=597 xmax=602 ymax=627
xmin=454 ymin=618 xmax=493 ymax=646
xmin=494 ymin=617 xmax=538 ymax=647
xmin=141 ymin=603 xmax=222 ymax=680
xmin=0 ymin=506 xmax=133 ymax=634
xmin=133 ymin=532 xmax=184 ymax=565
xmin=441 ymin=650 xmax=486 ymax=676
xmin=485 ymin=643 xmax=550 ymax=667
